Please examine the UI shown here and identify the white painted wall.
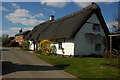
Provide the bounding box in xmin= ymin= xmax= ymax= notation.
xmin=74 ymin=14 xmax=107 ymax=55
xmin=53 ymin=42 xmax=74 ymax=55
xmin=29 ymin=40 xmax=36 ymax=50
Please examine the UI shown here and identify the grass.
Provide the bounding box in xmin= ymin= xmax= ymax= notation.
xmin=0 ymin=43 xmax=2 ymax=47
xmin=37 ymin=55 xmax=119 ymax=79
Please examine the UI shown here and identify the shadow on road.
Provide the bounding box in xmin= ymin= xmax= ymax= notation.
xmin=2 ymin=61 xmax=64 ymax=75
xmin=2 ymin=61 xmax=70 ymax=75
xmin=0 ymin=49 xmax=10 ymax=52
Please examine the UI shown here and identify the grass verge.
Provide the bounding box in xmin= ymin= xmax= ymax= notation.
xmin=37 ymin=55 xmax=119 ymax=79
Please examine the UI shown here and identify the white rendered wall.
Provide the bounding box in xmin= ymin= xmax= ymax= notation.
xmin=74 ymin=14 xmax=107 ymax=55
xmin=53 ymin=42 xmax=74 ymax=55
xmin=29 ymin=41 xmax=36 ymax=50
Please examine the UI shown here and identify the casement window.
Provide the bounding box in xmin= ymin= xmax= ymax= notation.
xmin=95 ymin=44 xmax=101 ymax=51
xmin=58 ymin=42 xmax=62 ymax=49
xmin=93 ymin=24 xmax=100 ymax=32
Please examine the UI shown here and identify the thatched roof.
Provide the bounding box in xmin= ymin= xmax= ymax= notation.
xmin=25 ymin=3 xmax=109 ymax=41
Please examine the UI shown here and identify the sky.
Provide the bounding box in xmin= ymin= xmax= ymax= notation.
xmin=0 ymin=1 xmax=119 ymax=37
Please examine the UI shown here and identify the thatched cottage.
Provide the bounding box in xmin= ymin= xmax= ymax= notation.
xmin=26 ymin=3 xmax=110 ymax=56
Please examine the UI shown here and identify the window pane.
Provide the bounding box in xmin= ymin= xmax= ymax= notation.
xmin=95 ymin=44 xmax=101 ymax=51
xmin=93 ymin=24 xmax=100 ymax=32
xmin=58 ymin=42 xmax=62 ymax=49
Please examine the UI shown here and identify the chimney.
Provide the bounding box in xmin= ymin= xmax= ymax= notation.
xmin=50 ymin=15 xmax=54 ymax=21
xmin=91 ymin=2 xmax=95 ymax=4
xmin=19 ymin=29 xmax=23 ymax=33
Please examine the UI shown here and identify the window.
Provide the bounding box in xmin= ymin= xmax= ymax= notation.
xmin=58 ymin=42 xmax=62 ymax=49
xmin=95 ymin=44 xmax=101 ymax=51
xmin=93 ymin=24 xmax=100 ymax=32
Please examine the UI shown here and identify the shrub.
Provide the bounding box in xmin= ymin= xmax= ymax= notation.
xmin=39 ymin=40 xmax=56 ymax=55
xmin=2 ymin=38 xmax=11 ymax=47
xmin=22 ymin=41 xmax=30 ymax=50
xmin=104 ymin=50 xmax=120 ymax=68
xmin=9 ymin=41 xmax=19 ymax=47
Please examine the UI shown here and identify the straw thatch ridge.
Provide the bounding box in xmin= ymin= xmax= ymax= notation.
xmin=25 ymin=3 xmax=109 ymax=42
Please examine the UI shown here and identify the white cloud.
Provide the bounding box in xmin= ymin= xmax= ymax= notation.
xmin=0 ymin=30 xmax=9 ymax=33
xmin=0 ymin=6 xmax=9 ymax=11
xmin=11 ymin=3 xmax=20 ymax=9
xmin=107 ymin=21 xmax=118 ymax=32
xmin=10 ymin=27 xmax=21 ymax=32
xmin=40 ymin=0 xmax=117 ymax=8
xmin=44 ymin=8 xmax=55 ymax=14
xmin=0 ymin=27 xmax=34 ymax=37
xmin=107 ymin=22 xmax=118 ymax=28
xmin=34 ymin=13 xmax=44 ymax=17
xmin=72 ymin=0 xmax=119 ymax=2
xmin=23 ymin=27 xmax=33 ymax=31
xmin=5 ymin=9 xmax=45 ymax=26
xmin=10 ymin=27 xmax=33 ymax=32
xmin=41 ymin=2 xmax=67 ymax=8
xmin=74 ymin=2 xmax=91 ymax=7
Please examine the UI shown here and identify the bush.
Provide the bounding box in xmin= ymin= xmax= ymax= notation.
xmin=2 ymin=37 xmax=10 ymax=47
xmin=22 ymin=41 xmax=30 ymax=50
xmin=104 ymin=50 xmax=120 ymax=68
xmin=9 ymin=41 xmax=19 ymax=47
xmin=39 ymin=40 xmax=56 ymax=55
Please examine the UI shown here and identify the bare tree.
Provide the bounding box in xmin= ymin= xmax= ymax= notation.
xmin=112 ymin=14 xmax=120 ymax=33
xmin=112 ymin=3 xmax=120 ymax=33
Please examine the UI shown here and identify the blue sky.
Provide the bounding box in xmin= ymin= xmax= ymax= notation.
xmin=0 ymin=2 xmax=119 ymax=37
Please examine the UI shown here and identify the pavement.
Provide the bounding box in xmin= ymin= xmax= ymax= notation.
xmin=1 ymin=47 xmax=77 ymax=79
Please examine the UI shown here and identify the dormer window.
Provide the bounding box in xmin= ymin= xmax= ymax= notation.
xmin=93 ymin=24 xmax=100 ymax=32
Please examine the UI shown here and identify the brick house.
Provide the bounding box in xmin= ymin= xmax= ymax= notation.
xmin=15 ymin=29 xmax=30 ymax=46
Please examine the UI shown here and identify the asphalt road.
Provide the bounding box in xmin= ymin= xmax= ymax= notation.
xmin=1 ymin=47 xmax=77 ymax=79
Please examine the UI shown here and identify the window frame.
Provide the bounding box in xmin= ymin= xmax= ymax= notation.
xmin=58 ymin=42 xmax=62 ymax=50
xmin=93 ymin=24 xmax=101 ymax=32
xmin=95 ymin=43 xmax=101 ymax=51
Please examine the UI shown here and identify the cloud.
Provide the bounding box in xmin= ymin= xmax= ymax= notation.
xmin=107 ymin=22 xmax=118 ymax=28
xmin=107 ymin=21 xmax=118 ymax=32
xmin=34 ymin=13 xmax=44 ymax=17
xmin=10 ymin=27 xmax=33 ymax=32
xmin=10 ymin=27 xmax=21 ymax=32
xmin=41 ymin=2 xmax=67 ymax=8
xmin=40 ymin=0 xmax=118 ymax=8
xmin=0 ymin=6 xmax=9 ymax=11
xmin=44 ymin=8 xmax=55 ymax=14
xmin=0 ymin=30 xmax=9 ymax=33
xmin=72 ymin=0 xmax=119 ymax=2
xmin=11 ymin=3 xmax=20 ymax=9
xmin=5 ymin=9 xmax=45 ymax=26
xmin=74 ymin=2 xmax=92 ymax=7
xmin=0 ymin=27 xmax=34 ymax=37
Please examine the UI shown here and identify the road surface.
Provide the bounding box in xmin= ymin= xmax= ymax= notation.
xmin=1 ymin=47 xmax=77 ymax=79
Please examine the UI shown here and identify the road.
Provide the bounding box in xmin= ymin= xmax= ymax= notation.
xmin=1 ymin=47 xmax=77 ymax=79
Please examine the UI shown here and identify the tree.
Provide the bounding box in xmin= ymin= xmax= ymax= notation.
xmin=112 ymin=15 xmax=120 ymax=33
xmin=2 ymin=34 xmax=10 ymax=47
xmin=22 ymin=40 xmax=30 ymax=50
xmin=9 ymin=41 xmax=19 ymax=47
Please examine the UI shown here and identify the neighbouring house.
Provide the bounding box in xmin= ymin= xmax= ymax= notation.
xmin=14 ymin=29 xmax=31 ymax=46
xmin=26 ymin=3 xmax=110 ymax=56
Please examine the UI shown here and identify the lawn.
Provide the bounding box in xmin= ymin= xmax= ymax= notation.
xmin=37 ymin=55 xmax=119 ymax=79
xmin=0 ymin=42 xmax=2 ymax=47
